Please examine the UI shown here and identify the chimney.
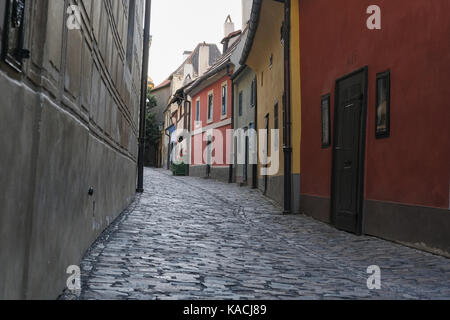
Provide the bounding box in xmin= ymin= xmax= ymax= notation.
xmin=183 ymin=57 xmax=194 ymax=81
xmin=183 ymin=50 xmax=192 ymax=61
xmin=242 ymin=0 xmax=252 ymax=28
xmin=224 ymin=15 xmax=235 ymax=38
xmin=198 ymin=42 xmax=210 ymax=77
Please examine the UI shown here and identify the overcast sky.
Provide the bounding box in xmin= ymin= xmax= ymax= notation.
xmin=149 ymin=0 xmax=243 ymax=86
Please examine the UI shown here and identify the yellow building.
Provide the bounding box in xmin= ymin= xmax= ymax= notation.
xmin=240 ymin=0 xmax=301 ymax=213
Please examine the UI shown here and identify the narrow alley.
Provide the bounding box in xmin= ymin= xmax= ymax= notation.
xmin=62 ymin=169 xmax=450 ymax=300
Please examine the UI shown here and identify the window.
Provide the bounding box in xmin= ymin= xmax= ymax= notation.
xmin=250 ymin=78 xmax=256 ymax=107
xmin=126 ymin=0 xmax=136 ymax=71
xmin=274 ymin=102 xmax=279 ymax=130
xmin=221 ymin=84 xmax=227 ymax=116
xmin=196 ymin=99 xmax=200 ymax=121
xmin=0 ymin=2 xmax=5 ymax=44
xmin=2 ymin=0 xmax=29 ymax=72
xmin=183 ymin=102 xmax=188 ymax=129
xmin=321 ymin=94 xmax=331 ymax=148
xmin=376 ymin=70 xmax=390 ymax=138
xmin=207 ymin=93 xmax=213 ymax=122
xmin=238 ymin=91 xmax=243 ymax=117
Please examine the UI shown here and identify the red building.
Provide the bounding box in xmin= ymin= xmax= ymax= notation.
xmin=186 ymin=47 xmax=235 ymax=182
xmin=298 ymin=0 xmax=450 ymax=255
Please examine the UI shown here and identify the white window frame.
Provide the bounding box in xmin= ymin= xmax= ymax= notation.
xmin=207 ymin=91 xmax=214 ymax=124
xmin=195 ymin=98 xmax=201 ymax=128
xmin=221 ymin=82 xmax=228 ymax=119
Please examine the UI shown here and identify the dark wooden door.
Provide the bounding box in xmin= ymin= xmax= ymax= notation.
xmin=332 ymin=68 xmax=367 ymax=234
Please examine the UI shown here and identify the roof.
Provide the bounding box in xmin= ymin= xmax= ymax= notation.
xmin=221 ymin=30 xmax=242 ymax=44
xmin=152 ymin=78 xmax=171 ymax=92
xmin=173 ymin=43 xmax=222 ymax=78
xmin=240 ymin=0 xmax=263 ymax=65
xmin=186 ymin=34 xmax=243 ymax=95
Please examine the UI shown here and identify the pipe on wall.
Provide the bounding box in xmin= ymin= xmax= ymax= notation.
xmin=283 ymin=0 xmax=292 ymax=214
xmin=137 ymin=0 xmax=152 ymax=193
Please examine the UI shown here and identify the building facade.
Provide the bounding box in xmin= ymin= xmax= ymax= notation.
xmin=147 ymin=78 xmax=171 ymax=167
xmin=297 ymin=0 xmax=450 ymax=255
xmin=161 ymin=43 xmax=221 ymax=170
xmin=187 ymin=62 xmax=233 ymax=182
xmin=230 ymin=26 xmax=257 ymax=187
xmin=0 ymin=0 xmax=145 ymax=299
xmin=241 ymin=0 xmax=301 ymax=212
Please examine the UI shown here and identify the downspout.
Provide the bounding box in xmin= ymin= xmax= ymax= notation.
xmin=186 ymin=99 xmax=191 ymax=176
xmin=252 ymin=75 xmax=258 ymax=189
xmin=283 ymin=0 xmax=292 ymax=214
xmin=137 ymin=0 xmax=152 ymax=193
xmin=228 ymin=64 xmax=234 ymax=184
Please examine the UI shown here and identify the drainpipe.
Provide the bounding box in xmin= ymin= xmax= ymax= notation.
xmin=228 ymin=64 xmax=234 ymax=184
xmin=137 ymin=0 xmax=152 ymax=193
xmin=252 ymin=75 xmax=258 ymax=189
xmin=186 ymin=99 xmax=191 ymax=176
xmin=283 ymin=0 xmax=292 ymax=214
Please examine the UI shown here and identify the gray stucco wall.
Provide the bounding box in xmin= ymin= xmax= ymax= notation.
xmin=232 ymin=67 xmax=256 ymax=186
xmin=0 ymin=0 xmax=143 ymax=299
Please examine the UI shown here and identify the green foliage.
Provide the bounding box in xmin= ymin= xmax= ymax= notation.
xmin=145 ymin=90 xmax=160 ymax=146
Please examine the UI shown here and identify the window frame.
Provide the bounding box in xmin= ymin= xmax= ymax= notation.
xmin=321 ymin=94 xmax=331 ymax=148
xmin=250 ymin=78 xmax=256 ymax=107
xmin=0 ymin=1 xmax=5 ymax=47
xmin=126 ymin=0 xmax=136 ymax=72
xmin=274 ymin=102 xmax=279 ymax=130
xmin=207 ymin=91 xmax=214 ymax=123
xmin=221 ymin=83 xmax=228 ymax=118
xmin=195 ymin=99 xmax=200 ymax=123
xmin=2 ymin=0 xmax=28 ymax=72
xmin=238 ymin=91 xmax=243 ymax=117
xmin=375 ymin=70 xmax=391 ymax=139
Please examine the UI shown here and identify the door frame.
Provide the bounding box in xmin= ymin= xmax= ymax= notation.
xmin=330 ymin=66 xmax=368 ymax=235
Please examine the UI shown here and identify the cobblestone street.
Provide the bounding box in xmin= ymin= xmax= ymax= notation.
xmin=66 ymin=168 xmax=450 ymax=300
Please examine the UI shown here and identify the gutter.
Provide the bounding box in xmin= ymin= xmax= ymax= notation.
xmin=239 ymin=0 xmax=262 ymax=65
xmin=230 ymin=65 xmax=247 ymax=81
xmin=137 ymin=0 xmax=152 ymax=193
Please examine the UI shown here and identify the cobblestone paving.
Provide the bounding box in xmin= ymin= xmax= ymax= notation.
xmin=63 ymin=168 xmax=450 ymax=300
